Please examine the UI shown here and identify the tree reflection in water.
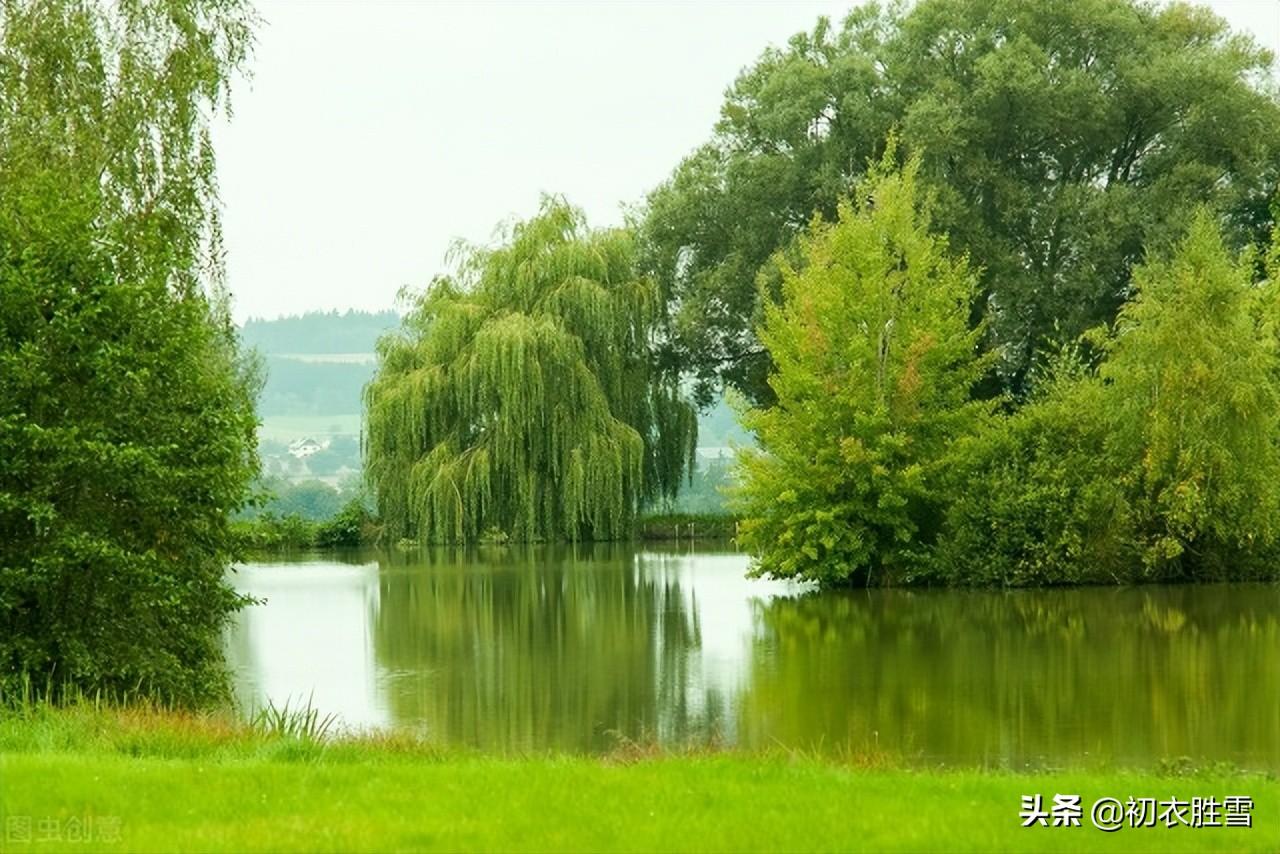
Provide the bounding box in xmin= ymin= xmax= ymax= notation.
xmin=231 ymin=548 xmax=1279 ymax=769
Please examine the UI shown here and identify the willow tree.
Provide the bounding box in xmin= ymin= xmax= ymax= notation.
xmin=365 ymin=199 xmax=696 ymax=543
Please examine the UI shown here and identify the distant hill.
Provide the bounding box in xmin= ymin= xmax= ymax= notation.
xmin=240 ymin=310 xmax=399 ymax=418
xmin=240 ymin=310 xmax=399 ymax=483
xmin=241 ymin=309 xmax=399 ymax=355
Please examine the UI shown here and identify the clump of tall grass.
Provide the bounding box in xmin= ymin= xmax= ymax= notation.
xmin=1 ymin=679 xmax=339 ymax=761
xmin=248 ymin=695 xmax=337 ymax=743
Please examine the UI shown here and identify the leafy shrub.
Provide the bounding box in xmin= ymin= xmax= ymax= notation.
xmin=315 ymin=500 xmax=374 ymax=548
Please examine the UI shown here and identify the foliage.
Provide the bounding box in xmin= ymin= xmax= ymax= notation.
xmin=938 ymin=214 xmax=1280 ymax=583
xmin=249 ymin=696 xmax=337 ymax=743
xmin=242 ymin=477 xmax=346 ymax=521
xmin=0 ymin=0 xmax=259 ymax=705
xmin=233 ymin=497 xmax=374 ymax=550
xmin=365 ymin=198 xmax=697 ymax=544
xmin=232 ymin=513 xmax=319 ymax=551
xmin=641 ymin=0 xmax=1280 ymax=403
xmin=931 ymin=367 xmax=1129 ymax=585
xmin=732 ymin=152 xmax=992 ymax=585
xmin=315 ymin=498 xmax=375 ymax=548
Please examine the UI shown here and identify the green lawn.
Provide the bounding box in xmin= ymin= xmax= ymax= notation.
xmin=0 ymin=708 xmax=1274 ymax=852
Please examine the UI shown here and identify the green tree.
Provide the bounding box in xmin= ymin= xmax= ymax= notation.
xmin=0 ymin=0 xmax=259 ymax=704
xmin=732 ymin=153 xmax=991 ymax=585
xmin=642 ymin=0 xmax=1280 ymax=404
xmin=252 ymin=478 xmax=345 ymax=521
xmin=939 ymin=213 xmax=1280 ymax=583
xmin=365 ymin=199 xmax=697 ymax=544
xmin=1098 ymin=212 xmax=1280 ymax=576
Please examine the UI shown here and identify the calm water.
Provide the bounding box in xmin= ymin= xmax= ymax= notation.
xmin=225 ymin=545 xmax=1280 ymax=769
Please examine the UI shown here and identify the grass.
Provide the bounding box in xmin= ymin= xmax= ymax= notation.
xmin=257 ymin=414 xmax=362 ymax=443
xmin=0 ymin=704 xmax=1276 ymax=852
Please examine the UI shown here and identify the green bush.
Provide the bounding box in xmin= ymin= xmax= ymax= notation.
xmin=233 ymin=514 xmax=319 ymax=551
xmin=934 ymin=370 xmax=1138 ymax=585
xmin=315 ymin=500 xmax=374 ymax=548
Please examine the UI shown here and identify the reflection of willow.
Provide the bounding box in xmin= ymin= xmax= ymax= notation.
xmin=372 ymin=544 xmax=720 ymax=752
xmin=738 ymin=585 xmax=1280 ymax=769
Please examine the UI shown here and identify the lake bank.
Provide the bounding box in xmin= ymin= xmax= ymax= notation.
xmin=2 ymin=706 xmax=1275 ymax=853
xmin=234 ymin=512 xmax=741 ymax=552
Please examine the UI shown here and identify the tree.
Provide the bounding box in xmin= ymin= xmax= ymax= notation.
xmin=938 ymin=213 xmax=1280 ymax=583
xmin=0 ymin=0 xmax=259 ymax=705
xmin=641 ymin=0 xmax=1280 ymax=404
xmin=365 ymin=199 xmax=696 ymax=544
xmin=1098 ymin=211 xmax=1280 ymax=576
xmin=251 ymin=478 xmax=345 ymax=521
xmin=732 ymin=152 xmax=992 ymax=585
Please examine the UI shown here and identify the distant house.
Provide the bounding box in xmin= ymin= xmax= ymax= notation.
xmin=695 ymin=446 xmax=735 ymax=468
xmin=288 ymin=437 xmax=326 ymax=459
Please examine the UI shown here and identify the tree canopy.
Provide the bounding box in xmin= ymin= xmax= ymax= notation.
xmin=0 ymin=0 xmax=259 ymax=704
xmin=732 ymin=152 xmax=992 ymax=585
xmin=365 ymin=199 xmax=696 ymax=544
xmin=642 ymin=0 xmax=1280 ymax=405
xmin=938 ymin=213 xmax=1280 ymax=584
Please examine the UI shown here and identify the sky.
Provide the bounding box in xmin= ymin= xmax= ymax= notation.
xmin=214 ymin=0 xmax=1280 ymax=323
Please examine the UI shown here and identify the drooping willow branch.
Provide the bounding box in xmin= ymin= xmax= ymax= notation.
xmin=365 ymin=198 xmax=697 ymax=544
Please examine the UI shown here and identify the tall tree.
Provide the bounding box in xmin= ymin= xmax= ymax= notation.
xmin=642 ymin=0 xmax=1280 ymax=404
xmin=937 ymin=213 xmax=1280 ymax=583
xmin=1098 ymin=211 xmax=1280 ymax=575
xmin=732 ymin=153 xmax=992 ymax=585
xmin=365 ymin=199 xmax=696 ymax=544
xmin=0 ymin=0 xmax=259 ymax=704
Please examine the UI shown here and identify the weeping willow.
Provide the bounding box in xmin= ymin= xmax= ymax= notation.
xmin=365 ymin=199 xmax=697 ymax=543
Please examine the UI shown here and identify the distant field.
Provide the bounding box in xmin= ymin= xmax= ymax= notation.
xmin=258 ymin=414 xmax=362 ymax=442
xmin=272 ymin=352 xmax=377 ymax=365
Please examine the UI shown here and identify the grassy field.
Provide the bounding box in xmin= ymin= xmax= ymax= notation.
xmin=0 ymin=706 xmax=1275 ymax=853
xmin=257 ymin=414 xmax=362 ymax=443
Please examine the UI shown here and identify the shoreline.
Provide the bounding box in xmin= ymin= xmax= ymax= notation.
xmin=2 ymin=705 xmax=1275 ymax=853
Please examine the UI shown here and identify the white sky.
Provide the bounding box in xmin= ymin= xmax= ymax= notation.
xmin=214 ymin=0 xmax=1280 ymax=323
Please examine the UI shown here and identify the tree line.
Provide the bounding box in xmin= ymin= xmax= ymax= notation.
xmin=5 ymin=0 xmax=1280 ymax=707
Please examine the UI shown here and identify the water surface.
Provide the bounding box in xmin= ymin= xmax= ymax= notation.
xmin=226 ymin=545 xmax=1280 ymax=768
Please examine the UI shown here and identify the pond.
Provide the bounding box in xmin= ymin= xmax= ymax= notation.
xmin=226 ymin=544 xmax=1280 ymax=769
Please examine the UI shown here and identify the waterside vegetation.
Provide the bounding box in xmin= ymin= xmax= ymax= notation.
xmin=2 ymin=702 xmax=1276 ymax=853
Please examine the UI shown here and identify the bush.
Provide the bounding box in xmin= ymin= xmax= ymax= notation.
xmin=315 ymin=500 xmax=375 ymax=548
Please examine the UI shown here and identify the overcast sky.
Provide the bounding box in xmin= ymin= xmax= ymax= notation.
xmin=214 ymin=0 xmax=1280 ymax=323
